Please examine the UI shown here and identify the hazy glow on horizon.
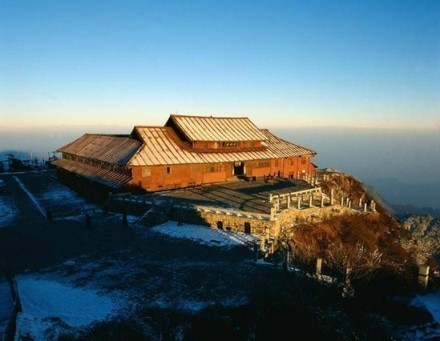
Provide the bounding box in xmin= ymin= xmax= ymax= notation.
xmin=1 ymin=1 xmax=439 ymax=129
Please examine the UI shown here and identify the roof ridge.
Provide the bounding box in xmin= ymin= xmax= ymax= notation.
xmin=170 ymin=114 xmax=250 ymax=119
xmin=82 ymin=133 xmax=131 ymax=137
xmin=134 ymin=125 xmax=166 ymax=128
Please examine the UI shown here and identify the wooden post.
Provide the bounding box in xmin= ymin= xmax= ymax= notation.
xmin=287 ymin=195 xmax=291 ymax=208
xmin=320 ymin=195 xmax=324 ymax=208
xmin=330 ymin=189 xmax=334 ymax=205
xmin=254 ymin=243 xmax=259 ymax=261
xmin=297 ymin=196 xmax=301 ymax=209
xmin=260 ymin=237 xmax=266 ymax=251
xmin=309 ymin=194 xmax=313 ymax=207
xmin=345 ymin=267 xmax=351 ymax=287
xmin=363 ymin=203 xmax=367 ymax=212
xmin=418 ymin=265 xmax=429 ymax=290
xmin=285 ymin=251 xmax=291 ymax=271
xmin=341 ymin=197 xmax=344 ymax=206
xmin=316 ymin=258 xmax=322 ymax=279
xmin=341 ymin=267 xmax=355 ymax=298
xmin=359 ymin=198 xmax=362 ymax=208
xmin=270 ymin=207 xmax=276 ymax=221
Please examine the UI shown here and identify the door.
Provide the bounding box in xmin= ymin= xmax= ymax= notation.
xmin=244 ymin=222 xmax=251 ymax=234
xmin=233 ymin=161 xmax=245 ymax=176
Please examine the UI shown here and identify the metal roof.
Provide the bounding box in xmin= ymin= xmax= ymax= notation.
xmin=167 ymin=114 xmax=268 ymax=142
xmin=259 ymin=129 xmax=316 ymax=158
xmin=53 ymin=159 xmax=131 ymax=189
xmin=58 ymin=134 xmax=142 ymax=165
xmin=128 ymin=126 xmax=315 ymax=166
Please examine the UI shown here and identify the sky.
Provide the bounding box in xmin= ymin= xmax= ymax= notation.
xmin=0 ymin=0 xmax=439 ymax=130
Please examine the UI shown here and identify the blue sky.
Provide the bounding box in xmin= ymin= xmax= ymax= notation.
xmin=1 ymin=0 xmax=439 ymax=129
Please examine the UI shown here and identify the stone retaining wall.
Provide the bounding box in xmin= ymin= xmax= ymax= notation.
xmin=170 ymin=207 xmax=278 ymax=238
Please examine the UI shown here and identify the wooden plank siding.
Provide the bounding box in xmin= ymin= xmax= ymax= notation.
xmin=129 ymin=155 xmax=314 ymax=192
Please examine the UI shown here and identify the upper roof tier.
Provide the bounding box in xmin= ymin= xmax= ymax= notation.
xmin=129 ymin=126 xmax=315 ymax=166
xmin=56 ymin=115 xmax=316 ymax=167
xmin=166 ymin=114 xmax=268 ymax=142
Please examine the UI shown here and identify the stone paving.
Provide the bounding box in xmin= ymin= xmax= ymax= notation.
xmin=154 ymin=177 xmax=314 ymax=214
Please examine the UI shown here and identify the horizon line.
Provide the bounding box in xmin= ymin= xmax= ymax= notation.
xmin=0 ymin=123 xmax=438 ymax=133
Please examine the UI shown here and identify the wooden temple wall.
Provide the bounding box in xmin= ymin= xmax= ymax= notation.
xmin=130 ymin=156 xmax=315 ymax=192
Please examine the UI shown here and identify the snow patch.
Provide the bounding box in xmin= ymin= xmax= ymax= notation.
xmin=412 ymin=291 xmax=440 ymax=322
xmin=13 ymin=176 xmax=45 ymax=217
xmin=39 ymin=185 xmax=88 ymax=207
xmin=15 ymin=275 xmax=119 ymax=338
xmin=0 ymin=280 xmax=13 ymax=333
xmin=151 ymin=221 xmax=259 ymax=248
xmin=0 ymin=195 xmax=18 ymax=227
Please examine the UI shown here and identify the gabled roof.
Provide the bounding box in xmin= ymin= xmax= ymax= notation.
xmin=53 ymin=159 xmax=131 ymax=189
xmin=128 ymin=126 xmax=315 ymax=166
xmin=58 ymin=134 xmax=142 ymax=165
xmin=167 ymin=114 xmax=268 ymax=142
xmin=260 ymin=129 xmax=316 ymax=158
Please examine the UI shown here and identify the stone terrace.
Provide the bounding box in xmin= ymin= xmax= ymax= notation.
xmin=154 ymin=177 xmax=315 ymax=214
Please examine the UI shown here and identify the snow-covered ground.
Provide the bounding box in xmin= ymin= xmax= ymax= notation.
xmin=35 ymin=182 xmax=96 ymax=217
xmin=13 ymin=176 xmax=46 ymax=217
xmin=38 ymin=185 xmax=90 ymax=209
xmin=412 ymin=291 xmax=440 ymax=322
xmin=0 ymin=194 xmax=18 ymax=227
xmin=0 ymin=280 xmax=13 ymax=334
xmin=15 ymin=275 xmax=121 ymax=339
xmin=151 ymin=221 xmax=259 ymax=249
xmin=12 ymin=221 xmax=262 ymax=340
xmin=14 ymin=174 xmax=97 ymax=219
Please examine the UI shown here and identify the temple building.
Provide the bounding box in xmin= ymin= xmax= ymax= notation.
xmin=53 ymin=115 xmax=316 ymax=200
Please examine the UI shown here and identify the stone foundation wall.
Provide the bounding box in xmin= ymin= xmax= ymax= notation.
xmin=201 ymin=212 xmax=278 ymax=237
xmin=170 ymin=208 xmax=279 ymax=238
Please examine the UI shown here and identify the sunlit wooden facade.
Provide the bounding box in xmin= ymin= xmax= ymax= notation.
xmin=54 ymin=115 xmax=316 ymax=195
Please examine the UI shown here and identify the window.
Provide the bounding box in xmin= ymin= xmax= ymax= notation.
xmin=255 ymin=161 xmax=270 ymax=168
xmin=205 ymin=163 xmax=223 ymax=173
xmin=166 ymin=166 xmax=171 ymax=174
xmin=301 ymin=158 xmax=307 ymax=165
xmin=222 ymin=142 xmax=237 ymax=148
xmin=142 ymin=167 xmax=151 ymax=177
